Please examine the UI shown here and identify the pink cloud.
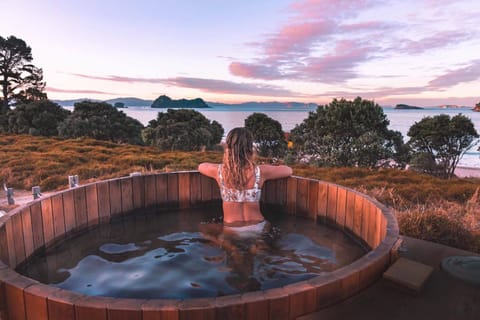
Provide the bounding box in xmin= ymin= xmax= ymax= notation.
xmin=299 ymin=40 xmax=374 ymax=82
xmin=69 ymin=73 xmax=166 ymax=83
xmin=400 ymin=30 xmax=473 ymax=54
xmin=69 ymin=73 xmax=303 ymax=97
xmin=229 ymin=0 xmax=385 ymax=83
xmin=263 ymin=20 xmax=334 ymax=59
xmin=161 ymin=77 xmax=303 ymax=97
xmin=428 ymin=60 xmax=480 ymax=88
xmin=45 ymin=86 xmax=116 ymax=95
xmin=229 ymin=0 xmax=477 ymax=86
xmin=229 ymin=62 xmax=282 ymax=80
xmin=230 ymin=39 xmax=376 ymax=83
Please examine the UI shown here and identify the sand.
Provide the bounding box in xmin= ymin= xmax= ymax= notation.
xmin=454 ymin=166 xmax=480 ymax=178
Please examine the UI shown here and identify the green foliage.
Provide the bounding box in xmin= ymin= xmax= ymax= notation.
xmin=0 ymin=35 xmax=47 ymax=114
xmin=407 ymin=114 xmax=479 ymax=179
xmin=142 ymin=108 xmax=223 ymax=151
xmin=58 ymin=101 xmax=144 ymax=144
xmin=245 ymin=113 xmax=287 ymax=158
xmin=7 ymin=100 xmax=70 ymax=136
xmin=290 ymin=97 xmax=406 ymax=167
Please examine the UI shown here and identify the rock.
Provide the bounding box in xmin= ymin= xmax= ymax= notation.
xmin=151 ymin=95 xmax=210 ymax=108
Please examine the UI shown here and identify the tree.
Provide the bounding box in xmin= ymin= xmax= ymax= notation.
xmin=244 ymin=113 xmax=287 ymax=158
xmin=142 ymin=108 xmax=224 ymax=151
xmin=0 ymin=35 xmax=47 ymax=113
xmin=58 ymin=101 xmax=144 ymax=144
xmin=407 ymin=114 xmax=478 ymax=179
xmin=7 ymin=100 xmax=70 ymax=136
xmin=290 ymin=97 xmax=406 ymax=167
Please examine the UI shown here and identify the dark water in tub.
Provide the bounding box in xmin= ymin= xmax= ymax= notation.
xmin=17 ymin=207 xmax=366 ymax=299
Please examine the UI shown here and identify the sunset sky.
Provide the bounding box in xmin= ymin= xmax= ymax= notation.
xmin=1 ymin=0 xmax=479 ymax=106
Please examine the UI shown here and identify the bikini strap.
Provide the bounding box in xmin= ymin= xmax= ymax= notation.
xmin=253 ymin=166 xmax=260 ymax=189
xmin=218 ymin=164 xmax=224 ymax=186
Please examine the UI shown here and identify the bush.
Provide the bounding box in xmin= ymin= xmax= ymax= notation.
xmin=7 ymin=100 xmax=70 ymax=136
xmin=142 ymin=109 xmax=223 ymax=151
xmin=58 ymin=101 xmax=144 ymax=144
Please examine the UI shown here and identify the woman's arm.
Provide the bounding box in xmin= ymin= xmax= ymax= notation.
xmin=258 ymin=164 xmax=293 ymax=184
xmin=198 ymin=162 xmax=220 ymax=180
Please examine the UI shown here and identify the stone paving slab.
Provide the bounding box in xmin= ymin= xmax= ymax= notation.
xmin=383 ymin=257 xmax=434 ymax=293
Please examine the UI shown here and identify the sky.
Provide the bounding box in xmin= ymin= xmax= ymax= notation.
xmin=1 ymin=0 xmax=480 ymax=106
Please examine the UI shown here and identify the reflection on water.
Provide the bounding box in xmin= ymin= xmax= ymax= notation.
xmin=17 ymin=207 xmax=366 ymax=299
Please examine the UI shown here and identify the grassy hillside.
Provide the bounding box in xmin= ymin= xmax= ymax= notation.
xmin=1 ymin=134 xmax=479 ymax=252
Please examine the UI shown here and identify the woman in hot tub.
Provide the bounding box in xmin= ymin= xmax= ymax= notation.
xmin=198 ymin=127 xmax=292 ymax=237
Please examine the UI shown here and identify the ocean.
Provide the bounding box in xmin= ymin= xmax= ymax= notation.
xmin=65 ymin=105 xmax=480 ymax=168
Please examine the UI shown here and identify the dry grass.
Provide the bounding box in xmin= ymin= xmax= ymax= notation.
xmin=0 ymin=134 xmax=222 ymax=191
xmin=1 ymin=134 xmax=479 ymax=252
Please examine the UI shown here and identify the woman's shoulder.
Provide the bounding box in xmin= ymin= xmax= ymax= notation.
xmin=198 ymin=162 xmax=220 ymax=178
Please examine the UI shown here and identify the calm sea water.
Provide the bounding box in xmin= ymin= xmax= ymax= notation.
xmin=65 ymin=105 xmax=480 ymax=168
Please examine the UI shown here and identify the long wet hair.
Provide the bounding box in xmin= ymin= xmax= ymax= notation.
xmin=222 ymin=127 xmax=255 ymax=189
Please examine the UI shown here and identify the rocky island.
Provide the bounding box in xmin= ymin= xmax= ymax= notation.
xmin=473 ymin=102 xmax=480 ymax=112
xmin=394 ymin=104 xmax=423 ymax=110
xmin=151 ymin=95 xmax=210 ymax=108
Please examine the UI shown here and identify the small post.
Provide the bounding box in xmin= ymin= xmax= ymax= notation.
xmin=32 ymin=186 xmax=42 ymax=200
xmin=6 ymin=187 xmax=15 ymax=205
xmin=68 ymin=175 xmax=79 ymax=188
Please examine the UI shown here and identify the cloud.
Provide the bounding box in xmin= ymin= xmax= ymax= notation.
xmin=230 ymin=39 xmax=376 ymax=83
xmin=69 ymin=73 xmax=303 ymax=97
xmin=45 ymin=86 xmax=116 ymax=95
xmin=229 ymin=62 xmax=282 ymax=80
xmin=428 ymin=60 xmax=480 ymax=88
xmin=262 ymin=20 xmax=335 ymax=60
xmin=399 ymin=30 xmax=473 ymax=54
xmin=228 ymin=0 xmax=384 ymax=83
xmin=161 ymin=77 xmax=304 ymax=97
xmin=298 ymin=40 xmax=375 ymax=82
xmin=69 ymin=73 xmax=166 ymax=83
xmin=229 ymin=0 xmax=478 ymax=86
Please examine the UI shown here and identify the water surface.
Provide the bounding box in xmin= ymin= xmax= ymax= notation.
xmin=18 ymin=207 xmax=366 ymax=299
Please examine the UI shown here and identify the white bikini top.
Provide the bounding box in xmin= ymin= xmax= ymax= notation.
xmin=218 ymin=165 xmax=262 ymax=202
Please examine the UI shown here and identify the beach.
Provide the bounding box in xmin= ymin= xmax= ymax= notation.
xmin=454 ymin=166 xmax=480 ymax=178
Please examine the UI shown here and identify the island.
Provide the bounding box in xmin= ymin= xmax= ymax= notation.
xmin=473 ymin=102 xmax=480 ymax=112
xmin=394 ymin=104 xmax=424 ymax=110
xmin=113 ymin=102 xmax=126 ymax=108
xmin=151 ymin=95 xmax=210 ymax=108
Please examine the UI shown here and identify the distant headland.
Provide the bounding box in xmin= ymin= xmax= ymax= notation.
xmin=52 ymin=96 xmax=318 ymax=109
xmin=394 ymin=104 xmax=423 ymax=110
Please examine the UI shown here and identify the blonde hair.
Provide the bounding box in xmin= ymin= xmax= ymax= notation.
xmin=222 ymin=127 xmax=255 ymax=189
